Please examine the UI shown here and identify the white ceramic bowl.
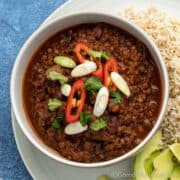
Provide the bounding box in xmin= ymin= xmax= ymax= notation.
xmin=10 ymin=12 xmax=168 ymax=168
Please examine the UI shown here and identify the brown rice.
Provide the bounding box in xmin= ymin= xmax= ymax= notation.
xmin=119 ymin=7 xmax=180 ymax=147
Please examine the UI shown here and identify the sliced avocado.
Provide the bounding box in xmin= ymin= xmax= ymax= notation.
xmin=144 ymin=150 xmax=161 ymax=175
xmin=134 ymin=131 xmax=162 ymax=180
xmin=151 ymin=149 xmax=174 ymax=180
xmin=169 ymin=143 xmax=180 ymax=162
xmin=170 ymin=166 xmax=180 ymax=180
xmin=97 ymin=175 xmax=110 ymax=180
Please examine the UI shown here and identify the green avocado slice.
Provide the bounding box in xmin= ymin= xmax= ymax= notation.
xmin=144 ymin=150 xmax=161 ymax=175
xmin=169 ymin=143 xmax=180 ymax=162
xmin=134 ymin=131 xmax=162 ymax=180
xmin=170 ymin=166 xmax=180 ymax=180
xmin=151 ymin=149 xmax=174 ymax=180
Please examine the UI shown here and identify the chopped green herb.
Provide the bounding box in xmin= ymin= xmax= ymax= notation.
xmin=54 ymin=56 xmax=76 ymax=68
xmin=101 ymin=52 xmax=110 ymax=60
xmin=52 ymin=116 xmax=64 ymax=129
xmin=85 ymin=76 xmax=103 ymax=93
xmin=88 ymin=50 xmax=110 ymax=60
xmin=80 ymin=112 xmax=92 ymax=126
xmin=90 ymin=118 xmax=107 ymax=131
xmin=47 ymin=71 xmax=68 ymax=85
xmin=110 ymin=91 xmax=122 ymax=103
xmin=48 ymin=98 xmax=63 ymax=111
xmin=89 ymin=50 xmax=102 ymax=59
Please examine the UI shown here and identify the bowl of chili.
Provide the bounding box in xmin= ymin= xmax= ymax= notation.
xmin=10 ymin=12 xmax=168 ymax=167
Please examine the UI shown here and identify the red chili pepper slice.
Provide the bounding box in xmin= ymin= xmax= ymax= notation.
xmin=104 ymin=57 xmax=118 ymax=87
xmin=74 ymin=43 xmax=103 ymax=79
xmin=66 ymin=80 xmax=86 ymax=123
xmin=74 ymin=43 xmax=89 ymax=63
xmin=92 ymin=61 xmax=103 ymax=79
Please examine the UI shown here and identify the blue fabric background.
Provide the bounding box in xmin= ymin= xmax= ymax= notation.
xmin=0 ymin=0 xmax=67 ymax=179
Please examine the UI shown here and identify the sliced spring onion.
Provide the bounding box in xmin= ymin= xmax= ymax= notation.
xmin=88 ymin=50 xmax=110 ymax=60
xmin=54 ymin=56 xmax=76 ymax=68
xmin=48 ymin=98 xmax=63 ymax=111
xmin=48 ymin=71 xmax=68 ymax=85
xmin=93 ymin=86 xmax=109 ymax=117
xmin=71 ymin=61 xmax=97 ymax=77
xmin=61 ymin=84 xmax=71 ymax=97
xmin=64 ymin=121 xmax=88 ymax=135
xmin=110 ymin=72 xmax=130 ymax=97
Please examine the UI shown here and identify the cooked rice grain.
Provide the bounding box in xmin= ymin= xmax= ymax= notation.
xmin=119 ymin=7 xmax=180 ymax=147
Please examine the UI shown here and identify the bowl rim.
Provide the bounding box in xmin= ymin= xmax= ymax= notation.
xmin=10 ymin=11 xmax=169 ymax=168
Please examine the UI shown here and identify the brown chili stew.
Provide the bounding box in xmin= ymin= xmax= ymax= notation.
xmin=23 ymin=23 xmax=162 ymax=163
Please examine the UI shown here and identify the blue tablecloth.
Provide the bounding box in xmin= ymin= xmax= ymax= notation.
xmin=0 ymin=0 xmax=66 ymax=179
